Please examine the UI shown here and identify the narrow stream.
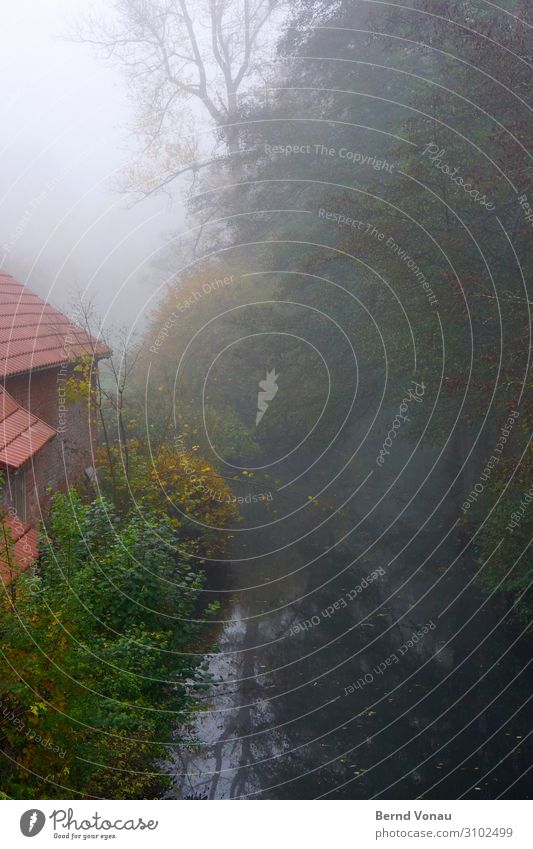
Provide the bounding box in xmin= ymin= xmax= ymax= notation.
xmin=164 ymin=429 xmax=531 ymax=799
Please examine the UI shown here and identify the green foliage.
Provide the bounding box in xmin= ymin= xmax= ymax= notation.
xmin=472 ymin=439 xmax=533 ymax=623
xmin=0 ymin=491 xmax=210 ymax=799
xmin=203 ymin=404 xmax=260 ymax=465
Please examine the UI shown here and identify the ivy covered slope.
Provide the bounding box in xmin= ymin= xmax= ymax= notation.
xmin=0 ymin=491 xmax=216 ymax=800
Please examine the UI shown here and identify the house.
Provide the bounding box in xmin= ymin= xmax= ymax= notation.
xmin=0 ymin=271 xmax=110 ymax=584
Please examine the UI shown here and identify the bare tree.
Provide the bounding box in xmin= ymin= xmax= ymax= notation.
xmin=68 ymin=296 xmax=140 ymax=498
xmin=73 ymin=0 xmax=282 ymax=197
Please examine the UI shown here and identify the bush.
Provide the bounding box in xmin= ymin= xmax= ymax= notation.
xmin=0 ymin=490 xmax=213 ymax=799
xmin=97 ymin=437 xmax=239 ymax=559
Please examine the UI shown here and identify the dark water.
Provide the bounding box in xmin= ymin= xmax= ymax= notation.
xmin=164 ymin=429 xmax=531 ymax=799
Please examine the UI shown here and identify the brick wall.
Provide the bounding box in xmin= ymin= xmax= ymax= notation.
xmin=4 ymin=366 xmax=97 ymax=525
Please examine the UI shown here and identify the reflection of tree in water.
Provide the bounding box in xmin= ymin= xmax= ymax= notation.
xmin=169 ymin=485 xmax=531 ymax=799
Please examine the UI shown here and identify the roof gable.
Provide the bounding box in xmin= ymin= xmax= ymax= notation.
xmin=0 ymin=385 xmax=56 ymax=468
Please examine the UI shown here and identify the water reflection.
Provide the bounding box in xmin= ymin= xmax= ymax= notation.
xmin=164 ymin=431 xmax=531 ymax=799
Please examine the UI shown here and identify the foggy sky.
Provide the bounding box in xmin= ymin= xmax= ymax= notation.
xmin=0 ymin=0 xmax=185 ymax=333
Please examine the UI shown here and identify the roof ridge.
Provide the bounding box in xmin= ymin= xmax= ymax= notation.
xmin=0 ymin=271 xmax=111 ymax=376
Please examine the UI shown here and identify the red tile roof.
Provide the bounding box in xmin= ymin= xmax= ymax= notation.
xmin=0 ymin=271 xmax=110 ymax=378
xmin=0 ymin=516 xmax=38 ymax=585
xmin=0 ymin=386 xmax=56 ymax=469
